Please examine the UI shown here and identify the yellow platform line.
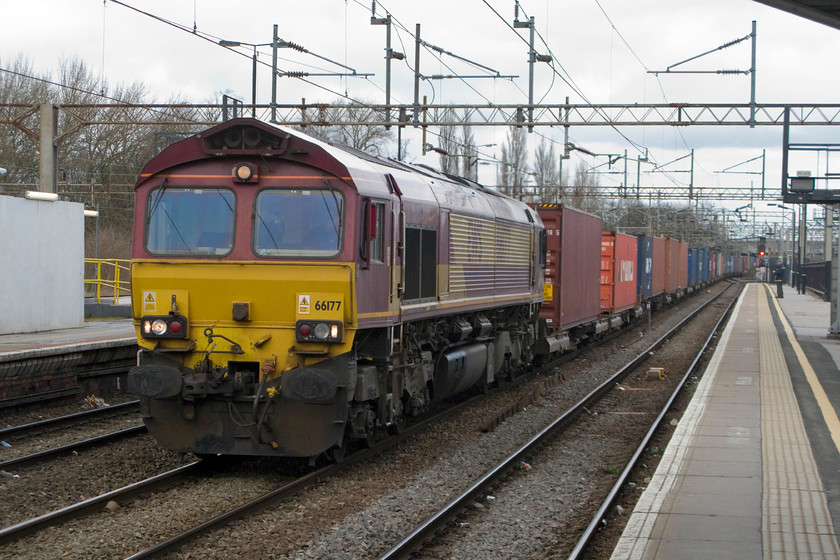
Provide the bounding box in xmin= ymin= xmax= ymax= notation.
xmin=758 ymin=285 xmax=840 ymax=558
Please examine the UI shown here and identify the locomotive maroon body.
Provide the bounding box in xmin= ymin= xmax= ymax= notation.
xmin=128 ymin=119 xmax=545 ymax=460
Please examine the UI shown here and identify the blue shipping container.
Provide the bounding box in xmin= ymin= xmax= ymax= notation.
xmin=688 ymin=249 xmax=695 ymax=287
xmin=699 ymin=248 xmax=710 ymax=283
xmin=636 ymin=235 xmax=653 ymax=301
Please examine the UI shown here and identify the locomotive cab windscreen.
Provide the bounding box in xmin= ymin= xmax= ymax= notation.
xmin=146 ymin=187 xmax=236 ymax=256
xmin=254 ymin=188 xmax=343 ymax=258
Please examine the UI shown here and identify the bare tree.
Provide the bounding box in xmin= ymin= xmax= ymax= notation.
xmin=307 ymin=99 xmax=393 ymax=156
xmin=436 ymin=107 xmax=459 ymax=175
xmin=532 ymin=137 xmax=561 ymax=202
xmin=496 ymin=126 xmax=528 ymax=198
xmin=0 ymin=56 xmax=52 ymax=188
xmin=568 ymin=160 xmax=603 ymax=214
xmin=459 ymin=119 xmax=478 ymax=181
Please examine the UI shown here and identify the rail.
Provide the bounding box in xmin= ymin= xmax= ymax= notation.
xmin=84 ymin=258 xmax=131 ymax=304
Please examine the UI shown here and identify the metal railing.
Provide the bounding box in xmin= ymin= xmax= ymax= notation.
xmin=84 ymin=259 xmax=131 ymax=305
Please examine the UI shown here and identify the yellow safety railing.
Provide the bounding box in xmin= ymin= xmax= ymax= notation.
xmin=84 ymin=259 xmax=132 ymax=305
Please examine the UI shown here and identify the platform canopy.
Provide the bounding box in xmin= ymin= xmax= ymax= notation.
xmin=754 ymin=0 xmax=840 ymax=31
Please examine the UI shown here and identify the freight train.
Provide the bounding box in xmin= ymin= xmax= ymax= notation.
xmin=127 ymin=118 xmax=743 ymax=462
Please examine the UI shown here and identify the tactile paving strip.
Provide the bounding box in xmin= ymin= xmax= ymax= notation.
xmin=758 ymin=285 xmax=840 ymax=558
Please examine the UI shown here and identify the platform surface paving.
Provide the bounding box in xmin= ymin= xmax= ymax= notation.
xmin=611 ymin=283 xmax=840 ymax=559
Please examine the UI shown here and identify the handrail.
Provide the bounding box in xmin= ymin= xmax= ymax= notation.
xmin=84 ymin=258 xmax=131 ymax=305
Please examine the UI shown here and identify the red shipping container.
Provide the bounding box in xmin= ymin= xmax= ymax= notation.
xmin=651 ymin=237 xmax=666 ymax=296
xmin=664 ymin=237 xmax=680 ymax=293
xmin=600 ymin=231 xmax=638 ymax=313
xmin=533 ymin=204 xmax=602 ymax=331
xmin=678 ymin=241 xmax=689 ymax=289
xmin=710 ymin=251 xmax=718 ymax=279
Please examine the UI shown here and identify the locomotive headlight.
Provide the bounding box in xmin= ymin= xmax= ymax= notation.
xmin=314 ymin=323 xmax=330 ymax=339
xmin=151 ymin=319 xmax=168 ymax=335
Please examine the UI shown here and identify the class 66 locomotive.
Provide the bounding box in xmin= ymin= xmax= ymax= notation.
xmin=127 ymin=118 xmax=548 ymax=461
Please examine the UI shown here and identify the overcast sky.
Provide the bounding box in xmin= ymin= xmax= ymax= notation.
xmin=2 ymin=0 xmax=838 ymax=220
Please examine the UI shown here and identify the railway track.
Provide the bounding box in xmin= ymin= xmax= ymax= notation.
xmin=0 ymin=400 xmax=144 ymax=468
xmin=0 ymin=389 xmax=485 ymax=558
xmin=0 ymin=282 xmax=734 ymax=560
xmin=0 ymin=425 xmax=146 ymax=470
xmin=567 ymin=283 xmax=740 ymax=559
xmin=0 ymin=400 xmax=138 ymax=440
xmin=0 ymin=461 xmax=201 ymax=545
xmin=377 ymin=281 xmax=741 ymax=559
xmin=119 ymin=289 xmax=735 ymax=559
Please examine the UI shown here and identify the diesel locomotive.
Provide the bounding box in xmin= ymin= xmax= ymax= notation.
xmin=127 ymin=118 xmax=546 ymax=461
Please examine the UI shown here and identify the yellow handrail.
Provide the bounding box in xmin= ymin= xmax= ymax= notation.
xmin=84 ymin=259 xmax=132 ymax=305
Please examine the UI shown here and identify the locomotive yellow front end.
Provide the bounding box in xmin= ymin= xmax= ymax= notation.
xmin=127 ymin=120 xmax=360 ymax=459
xmin=130 ymin=261 xmax=355 ymax=458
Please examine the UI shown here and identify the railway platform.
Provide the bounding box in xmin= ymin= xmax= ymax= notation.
xmin=0 ymin=319 xmax=136 ymax=405
xmin=0 ymin=319 xmax=135 ymax=359
xmin=612 ymin=283 xmax=840 ymax=559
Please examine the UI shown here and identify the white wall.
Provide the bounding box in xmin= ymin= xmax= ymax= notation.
xmin=0 ymin=195 xmax=84 ymax=334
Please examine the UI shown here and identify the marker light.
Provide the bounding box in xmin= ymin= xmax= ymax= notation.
xmin=295 ymin=320 xmax=342 ymax=343
xmin=232 ymin=163 xmax=257 ymax=183
xmin=140 ymin=315 xmax=188 ymax=339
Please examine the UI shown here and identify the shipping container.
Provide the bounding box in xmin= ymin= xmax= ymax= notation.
xmin=699 ymin=248 xmax=710 ymax=283
xmin=688 ymin=249 xmax=697 ymax=287
xmin=664 ymin=237 xmax=681 ymax=293
xmin=601 ymin=231 xmax=638 ymax=313
xmin=636 ymin=235 xmax=653 ymax=301
xmin=533 ymin=204 xmax=602 ymax=331
xmin=709 ymin=251 xmax=718 ymax=279
xmin=678 ymin=241 xmax=689 ymax=289
xmin=651 ymin=236 xmax=666 ymax=296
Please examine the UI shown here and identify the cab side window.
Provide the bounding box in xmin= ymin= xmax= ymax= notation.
xmin=370 ymin=202 xmax=385 ymax=263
